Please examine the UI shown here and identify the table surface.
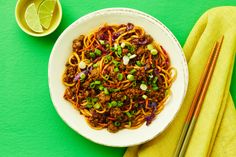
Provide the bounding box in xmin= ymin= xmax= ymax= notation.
xmin=1 ymin=0 xmax=235 ymax=156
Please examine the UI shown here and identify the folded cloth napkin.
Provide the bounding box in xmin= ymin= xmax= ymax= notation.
xmin=124 ymin=6 xmax=236 ymax=157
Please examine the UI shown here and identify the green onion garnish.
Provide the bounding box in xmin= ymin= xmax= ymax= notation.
xmin=98 ymin=85 xmax=104 ymax=90
xmin=117 ymin=46 xmax=122 ymax=55
xmin=130 ymin=69 xmax=137 ymax=74
xmin=95 ymin=48 xmax=102 ymax=56
xmin=152 ymin=86 xmax=159 ymax=91
xmin=126 ymin=112 xmax=132 ymax=118
xmin=127 ymin=74 xmax=135 ymax=81
xmin=153 ymin=76 xmax=158 ymax=83
xmin=93 ymin=103 xmax=101 ymax=109
xmin=142 ymin=95 xmax=148 ymax=99
xmin=89 ymin=52 xmax=96 ymax=58
xmin=117 ymin=101 xmax=123 ymax=107
xmin=86 ymin=103 xmax=93 ymax=108
xmin=104 ymin=88 xmax=109 ymax=95
xmin=99 ymin=40 xmax=105 ymax=45
xmin=147 ymin=44 xmax=154 ymax=50
xmin=114 ymin=67 xmax=119 ymax=72
xmin=89 ymin=82 xmax=96 ymax=88
xmin=92 ymin=97 xmax=98 ymax=103
xmin=140 ymin=84 xmax=147 ymax=91
xmin=111 ymin=101 xmax=117 ymax=107
xmin=114 ymin=121 xmax=121 ymax=126
xmin=94 ymin=80 xmax=101 ymax=85
xmin=136 ymin=61 xmax=142 ymax=66
xmin=93 ymin=63 xmax=98 ymax=68
xmin=80 ymin=73 xmax=86 ymax=80
xmin=151 ymin=49 xmax=158 ymax=55
xmin=117 ymin=73 xmax=123 ymax=81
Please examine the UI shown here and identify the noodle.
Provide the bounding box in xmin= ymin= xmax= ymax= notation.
xmin=62 ymin=23 xmax=176 ymax=132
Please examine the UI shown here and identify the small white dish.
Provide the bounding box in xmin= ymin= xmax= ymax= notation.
xmin=48 ymin=8 xmax=188 ymax=147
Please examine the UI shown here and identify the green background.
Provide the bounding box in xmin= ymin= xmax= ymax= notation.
xmin=1 ymin=0 xmax=235 ymax=157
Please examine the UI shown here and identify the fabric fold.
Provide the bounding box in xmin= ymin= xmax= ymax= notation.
xmin=124 ymin=6 xmax=236 ymax=157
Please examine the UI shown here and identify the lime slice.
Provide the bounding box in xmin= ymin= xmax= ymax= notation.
xmin=38 ymin=0 xmax=56 ymax=29
xmin=25 ymin=3 xmax=43 ymax=33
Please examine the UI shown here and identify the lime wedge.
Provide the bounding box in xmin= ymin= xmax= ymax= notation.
xmin=25 ymin=3 xmax=43 ymax=33
xmin=38 ymin=0 xmax=56 ymax=29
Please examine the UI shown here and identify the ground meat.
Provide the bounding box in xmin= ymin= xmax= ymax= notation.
xmin=136 ymin=46 xmax=145 ymax=55
xmin=82 ymin=80 xmax=91 ymax=89
xmin=107 ymin=122 xmax=118 ymax=133
xmin=72 ymin=35 xmax=84 ymax=52
xmin=111 ymin=91 xmax=124 ymax=100
xmin=125 ymin=88 xmax=143 ymax=98
xmin=110 ymin=107 xmax=122 ymax=118
xmin=89 ymin=68 xmax=100 ymax=80
xmin=98 ymin=93 xmax=111 ymax=104
xmin=135 ymin=68 xmax=145 ymax=81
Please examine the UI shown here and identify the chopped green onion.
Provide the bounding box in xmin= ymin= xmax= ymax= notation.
xmin=114 ymin=43 xmax=118 ymax=50
xmin=106 ymin=44 xmax=110 ymax=48
xmin=132 ymin=81 xmax=137 ymax=87
xmin=127 ymin=74 xmax=135 ymax=81
xmin=94 ymin=80 xmax=101 ymax=84
xmin=148 ymin=74 xmax=154 ymax=79
xmin=104 ymin=58 xmax=109 ymax=64
xmin=130 ymin=110 xmax=136 ymax=115
xmin=86 ymin=103 xmax=93 ymax=108
xmin=99 ymin=40 xmax=105 ymax=45
xmin=80 ymin=72 xmax=86 ymax=80
xmin=104 ymin=88 xmax=109 ymax=95
xmin=140 ymin=84 xmax=148 ymax=91
xmin=89 ymin=82 xmax=96 ymax=88
xmin=110 ymin=47 xmax=115 ymax=52
xmin=98 ymin=85 xmax=104 ymax=90
xmin=111 ymin=101 xmax=117 ymax=107
xmin=107 ymin=103 xmax=112 ymax=108
xmin=117 ymin=101 xmax=123 ymax=107
xmin=153 ymin=76 xmax=158 ymax=83
xmin=95 ymin=48 xmax=102 ymax=56
xmin=130 ymin=69 xmax=137 ymax=74
xmin=147 ymin=44 xmax=154 ymax=50
xmin=152 ymin=86 xmax=159 ymax=91
xmin=123 ymin=95 xmax=127 ymax=100
xmin=79 ymin=61 xmax=86 ymax=69
xmin=117 ymin=46 xmax=122 ymax=55
xmin=123 ymin=55 xmax=130 ymax=65
xmin=106 ymin=55 xmax=111 ymax=60
xmin=89 ymin=52 xmax=96 ymax=58
xmin=114 ymin=67 xmax=119 ymax=72
xmin=136 ymin=61 xmax=142 ymax=67
xmin=114 ymin=121 xmax=120 ymax=126
xmin=129 ymin=54 xmax=137 ymax=59
xmin=112 ymin=60 xmax=120 ymax=66
xmin=121 ymin=42 xmax=126 ymax=48
xmin=127 ymin=121 xmax=131 ymax=127
xmin=93 ymin=103 xmax=101 ymax=109
xmin=86 ymin=97 xmax=92 ymax=102
xmin=127 ymin=53 xmax=131 ymax=57
xmin=151 ymin=49 xmax=158 ymax=55
xmin=126 ymin=112 xmax=132 ymax=118
xmin=104 ymin=75 xmax=109 ymax=80
xmin=92 ymin=97 xmax=98 ymax=103
xmin=93 ymin=63 xmax=98 ymax=68
xmin=117 ymin=73 xmax=123 ymax=81
xmin=142 ymin=95 xmax=148 ymax=99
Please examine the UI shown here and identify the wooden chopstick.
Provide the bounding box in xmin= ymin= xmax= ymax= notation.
xmin=174 ymin=36 xmax=224 ymax=157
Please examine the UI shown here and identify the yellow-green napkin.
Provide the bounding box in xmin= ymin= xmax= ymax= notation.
xmin=124 ymin=6 xmax=236 ymax=157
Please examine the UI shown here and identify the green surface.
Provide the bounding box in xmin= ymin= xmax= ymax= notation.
xmin=1 ymin=0 xmax=236 ymax=157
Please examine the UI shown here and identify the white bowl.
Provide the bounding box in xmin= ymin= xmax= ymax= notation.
xmin=48 ymin=8 xmax=188 ymax=147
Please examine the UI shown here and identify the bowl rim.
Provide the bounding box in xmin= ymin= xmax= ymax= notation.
xmin=48 ymin=7 xmax=189 ymax=147
xmin=15 ymin=0 xmax=62 ymax=37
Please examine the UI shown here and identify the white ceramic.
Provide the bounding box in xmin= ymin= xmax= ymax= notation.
xmin=48 ymin=8 xmax=188 ymax=147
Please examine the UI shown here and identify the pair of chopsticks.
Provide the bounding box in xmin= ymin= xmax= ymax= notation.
xmin=174 ymin=36 xmax=224 ymax=157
